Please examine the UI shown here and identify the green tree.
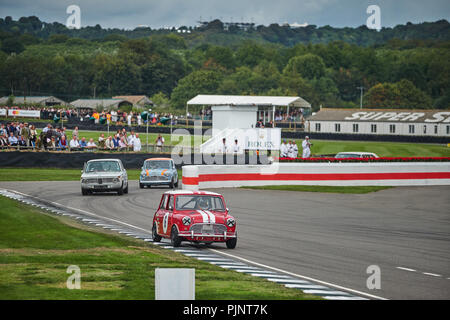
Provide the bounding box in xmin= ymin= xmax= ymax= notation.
xmin=396 ymin=79 xmax=433 ymax=108
xmin=1 ymin=37 xmax=24 ymax=54
xmin=171 ymin=69 xmax=223 ymax=109
xmin=150 ymin=92 xmax=170 ymax=108
xmin=205 ymin=45 xmax=235 ymax=70
xmin=283 ymin=53 xmax=326 ymax=79
xmin=365 ymin=80 xmax=432 ymax=109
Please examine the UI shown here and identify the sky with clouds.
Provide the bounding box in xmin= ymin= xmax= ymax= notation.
xmin=1 ymin=0 xmax=449 ymax=30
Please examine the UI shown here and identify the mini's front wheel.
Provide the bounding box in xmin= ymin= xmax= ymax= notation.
xmin=170 ymin=226 xmax=182 ymax=247
xmin=152 ymin=222 xmax=161 ymax=242
xmin=226 ymin=237 xmax=237 ymax=249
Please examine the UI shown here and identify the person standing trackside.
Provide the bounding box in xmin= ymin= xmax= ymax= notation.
xmin=280 ymin=139 xmax=288 ymax=158
xmin=132 ymin=133 xmax=142 ymax=152
xmin=287 ymin=140 xmax=294 ymax=158
xmin=292 ymin=140 xmax=299 ymax=158
xmin=302 ymin=136 xmax=312 ymax=158
xmin=155 ymin=134 xmax=164 ymax=152
xmin=232 ymin=138 xmax=240 ymax=153
xmin=220 ymin=138 xmax=228 ymax=153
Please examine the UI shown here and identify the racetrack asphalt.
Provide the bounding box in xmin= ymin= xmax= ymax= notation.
xmin=1 ymin=180 xmax=449 ymax=300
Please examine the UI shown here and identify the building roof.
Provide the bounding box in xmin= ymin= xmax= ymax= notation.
xmin=187 ymin=95 xmax=311 ymax=108
xmin=145 ymin=158 xmax=173 ymax=161
xmin=112 ymin=95 xmax=153 ymax=105
xmin=70 ymin=99 xmax=132 ymax=109
xmin=0 ymin=96 xmax=66 ymax=105
xmin=308 ymin=108 xmax=450 ymax=123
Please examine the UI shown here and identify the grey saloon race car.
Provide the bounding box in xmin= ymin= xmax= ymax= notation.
xmin=139 ymin=157 xmax=179 ymax=189
xmin=81 ymin=159 xmax=128 ymax=195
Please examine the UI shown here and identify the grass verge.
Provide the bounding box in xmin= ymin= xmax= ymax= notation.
xmin=0 ymin=168 xmax=142 ymax=181
xmin=241 ymin=185 xmax=392 ymax=194
xmin=307 ymin=139 xmax=450 ymax=157
xmin=0 ymin=196 xmax=319 ymax=300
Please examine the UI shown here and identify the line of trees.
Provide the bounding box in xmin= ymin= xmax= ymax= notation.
xmin=0 ymin=16 xmax=449 ymax=110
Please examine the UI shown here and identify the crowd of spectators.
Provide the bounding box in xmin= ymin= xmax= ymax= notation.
xmin=255 ymin=109 xmax=306 ymax=129
xmin=1 ymin=105 xmax=179 ymax=126
xmin=1 ymin=122 xmax=38 ymax=148
xmin=40 ymin=107 xmax=178 ymax=127
xmin=69 ymin=128 xmax=144 ymax=152
xmin=0 ymin=121 xmax=167 ymax=153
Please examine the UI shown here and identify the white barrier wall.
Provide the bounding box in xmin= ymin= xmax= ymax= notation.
xmin=182 ymin=162 xmax=450 ymax=190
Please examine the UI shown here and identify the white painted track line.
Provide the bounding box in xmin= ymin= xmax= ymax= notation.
xmin=423 ymin=272 xmax=442 ymax=277
xmin=3 ymin=189 xmax=382 ymax=300
xmin=396 ymin=267 xmax=417 ymax=272
xmin=208 ymin=248 xmax=388 ymax=300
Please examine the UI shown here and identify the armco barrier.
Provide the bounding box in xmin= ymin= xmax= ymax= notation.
xmin=182 ymin=162 xmax=450 ymax=190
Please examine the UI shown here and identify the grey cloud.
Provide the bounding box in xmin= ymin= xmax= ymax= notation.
xmin=0 ymin=0 xmax=448 ymax=30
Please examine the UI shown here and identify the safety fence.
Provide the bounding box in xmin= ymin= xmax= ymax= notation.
xmin=182 ymin=161 xmax=450 ymax=190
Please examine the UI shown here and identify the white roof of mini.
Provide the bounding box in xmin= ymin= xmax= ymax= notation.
xmin=187 ymin=95 xmax=311 ymax=108
xmin=87 ymin=158 xmax=122 ymax=162
xmin=164 ymin=190 xmax=221 ymax=196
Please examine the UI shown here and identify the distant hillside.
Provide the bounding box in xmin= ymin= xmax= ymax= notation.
xmin=0 ymin=16 xmax=448 ymax=111
xmin=1 ymin=16 xmax=449 ymax=47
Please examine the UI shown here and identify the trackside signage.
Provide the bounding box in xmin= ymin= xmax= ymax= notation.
xmin=344 ymin=111 xmax=450 ymax=123
xmin=244 ymin=128 xmax=281 ymax=150
xmin=7 ymin=109 xmax=41 ymax=118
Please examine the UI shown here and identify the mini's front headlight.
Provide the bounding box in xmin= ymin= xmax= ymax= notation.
xmin=226 ymin=218 xmax=235 ymax=227
xmin=182 ymin=216 xmax=191 ymax=226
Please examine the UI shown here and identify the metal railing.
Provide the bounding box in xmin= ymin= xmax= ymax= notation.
xmin=0 ymin=144 xmax=196 ymax=154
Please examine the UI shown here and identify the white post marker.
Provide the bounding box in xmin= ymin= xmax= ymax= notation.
xmin=155 ymin=268 xmax=195 ymax=300
xmin=182 ymin=165 xmax=199 ymax=191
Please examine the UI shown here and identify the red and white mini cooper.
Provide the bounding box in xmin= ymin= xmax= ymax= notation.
xmin=152 ymin=190 xmax=237 ymax=248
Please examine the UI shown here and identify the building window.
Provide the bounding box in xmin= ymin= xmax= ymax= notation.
xmin=409 ymin=125 xmax=415 ymax=134
xmin=447 ymin=125 xmax=449 ymax=135
xmin=315 ymin=123 xmax=321 ymax=132
xmin=335 ymin=123 xmax=341 ymax=132
xmin=352 ymin=123 xmax=359 ymax=133
xmin=435 ymin=125 xmax=438 ymax=134
xmin=389 ymin=124 xmax=396 ymax=133
xmin=423 ymin=125 xmax=427 ymax=134
xmin=371 ymin=124 xmax=377 ymax=133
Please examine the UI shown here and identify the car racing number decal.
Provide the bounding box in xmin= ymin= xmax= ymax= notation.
xmin=163 ymin=212 xmax=169 ymax=234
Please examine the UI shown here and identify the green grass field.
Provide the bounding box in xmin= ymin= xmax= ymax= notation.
xmin=241 ymin=185 xmax=392 ymax=194
xmin=0 ymin=168 xmax=141 ymax=181
xmin=0 ymin=196 xmax=319 ymax=300
xmin=306 ymin=139 xmax=450 ymax=157
xmin=36 ymin=129 xmax=210 ymax=147
xmin=33 ymin=128 xmax=450 ymax=156
xmin=0 ymin=168 xmax=183 ymax=182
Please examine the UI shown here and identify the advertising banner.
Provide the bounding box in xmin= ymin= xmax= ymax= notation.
xmin=244 ymin=128 xmax=281 ymax=150
xmin=7 ymin=109 xmax=41 ymax=118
